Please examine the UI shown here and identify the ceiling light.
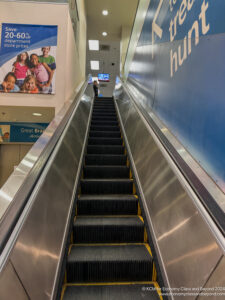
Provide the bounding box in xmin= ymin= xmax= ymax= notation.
xmin=102 ymin=10 xmax=108 ymax=16
xmin=90 ymin=61 xmax=99 ymax=70
xmin=102 ymin=32 xmax=107 ymax=36
xmin=32 ymin=113 xmax=42 ymax=116
xmin=88 ymin=40 xmax=99 ymax=51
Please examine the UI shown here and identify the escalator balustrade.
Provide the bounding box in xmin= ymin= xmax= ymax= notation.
xmin=61 ymin=97 xmax=162 ymax=300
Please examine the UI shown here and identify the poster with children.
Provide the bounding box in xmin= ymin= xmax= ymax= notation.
xmin=0 ymin=23 xmax=58 ymax=95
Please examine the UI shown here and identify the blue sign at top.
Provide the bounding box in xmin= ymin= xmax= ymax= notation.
xmin=0 ymin=23 xmax=58 ymax=67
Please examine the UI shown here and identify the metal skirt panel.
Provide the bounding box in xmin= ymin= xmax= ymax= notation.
xmin=115 ymin=88 xmax=223 ymax=300
xmin=2 ymin=92 xmax=92 ymax=299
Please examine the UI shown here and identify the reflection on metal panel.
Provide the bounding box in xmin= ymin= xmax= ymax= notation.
xmin=198 ymin=256 xmax=225 ymax=300
xmin=115 ymin=83 xmax=224 ymax=299
xmin=0 ymin=261 xmax=28 ymax=300
xmin=0 ymin=87 xmax=92 ymax=299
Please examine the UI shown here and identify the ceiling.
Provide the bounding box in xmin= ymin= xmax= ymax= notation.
xmin=85 ymin=0 xmax=139 ymax=41
xmin=85 ymin=0 xmax=139 ymax=96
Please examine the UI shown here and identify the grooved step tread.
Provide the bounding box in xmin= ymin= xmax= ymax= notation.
xmin=83 ymin=166 xmax=129 ymax=179
xmin=68 ymin=244 xmax=151 ymax=262
xmin=67 ymin=244 xmax=153 ymax=282
xmin=78 ymin=194 xmax=137 ymax=201
xmin=74 ymin=216 xmax=143 ymax=226
xmin=63 ymin=283 xmax=161 ymax=300
xmin=73 ymin=216 xmax=144 ymax=243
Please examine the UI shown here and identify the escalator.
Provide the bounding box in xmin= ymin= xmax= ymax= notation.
xmin=61 ymin=97 xmax=162 ymax=300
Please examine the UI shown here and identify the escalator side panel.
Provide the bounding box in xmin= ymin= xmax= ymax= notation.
xmin=115 ymin=87 xmax=223 ymax=296
xmin=2 ymin=96 xmax=92 ymax=300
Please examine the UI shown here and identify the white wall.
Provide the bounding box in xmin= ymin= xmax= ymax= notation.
xmin=0 ymin=1 xmax=87 ymax=113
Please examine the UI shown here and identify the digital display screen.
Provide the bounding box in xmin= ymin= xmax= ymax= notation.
xmin=98 ymin=73 xmax=110 ymax=81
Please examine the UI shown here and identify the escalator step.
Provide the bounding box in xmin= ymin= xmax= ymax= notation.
xmin=91 ymin=121 xmax=118 ymax=126
xmin=88 ymin=138 xmax=122 ymax=146
xmin=80 ymin=179 xmax=133 ymax=194
xmin=73 ymin=216 xmax=144 ymax=243
xmin=91 ymin=117 xmax=117 ymax=121
xmin=89 ymin=131 xmax=121 ymax=138
xmin=92 ymin=113 xmax=117 ymax=117
xmin=85 ymin=154 xmax=127 ymax=166
xmin=67 ymin=244 xmax=153 ymax=282
xmin=87 ymin=145 xmax=124 ymax=155
xmin=90 ymin=126 xmax=120 ymax=132
xmin=84 ymin=166 xmax=129 ymax=178
xmin=63 ymin=283 xmax=161 ymax=300
xmin=77 ymin=194 xmax=138 ymax=215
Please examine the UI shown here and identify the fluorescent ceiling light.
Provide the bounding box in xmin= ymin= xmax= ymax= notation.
xmin=32 ymin=113 xmax=42 ymax=116
xmin=88 ymin=40 xmax=99 ymax=51
xmin=102 ymin=10 xmax=108 ymax=16
xmin=102 ymin=32 xmax=107 ymax=36
xmin=90 ymin=61 xmax=99 ymax=70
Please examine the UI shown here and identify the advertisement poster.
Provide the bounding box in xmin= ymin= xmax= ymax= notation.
xmin=0 ymin=123 xmax=48 ymax=143
xmin=0 ymin=23 xmax=58 ymax=95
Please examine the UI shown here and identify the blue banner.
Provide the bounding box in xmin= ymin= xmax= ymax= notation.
xmin=0 ymin=23 xmax=58 ymax=95
xmin=0 ymin=24 xmax=57 ymax=67
xmin=129 ymin=0 xmax=225 ymax=190
xmin=0 ymin=123 xmax=49 ymax=143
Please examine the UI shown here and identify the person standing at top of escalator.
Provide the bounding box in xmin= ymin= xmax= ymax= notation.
xmin=93 ymin=80 xmax=98 ymax=97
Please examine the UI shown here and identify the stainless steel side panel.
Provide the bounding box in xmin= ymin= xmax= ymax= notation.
xmin=115 ymin=87 xmax=223 ymax=300
xmin=0 ymin=261 xmax=28 ymax=300
xmin=0 ymin=88 xmax=92 ymax=299
xmin=198 ymin=256 xmax=225 ymax=300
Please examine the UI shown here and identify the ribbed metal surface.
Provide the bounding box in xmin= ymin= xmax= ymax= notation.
xmin=77 ymin=194 xmax=138 ymax=215
xmin=84 ymin=166 xmax=130 ymax=178
xmin=63 ymin=283 xmax=160 ymax=300
xmin=67 ymin=245 xmax=153 ymax=282
xmin=73 ymin=216 xmax=144 ymax=243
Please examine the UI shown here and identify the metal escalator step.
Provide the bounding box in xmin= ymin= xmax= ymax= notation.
xmin=91 ymin=121 xmax=118 ymax=126
xmin=91 ymin=117 xmax=117 ymax=121
xmin=85 ymin=154 xmax=126 ymax=165
xmin=63 ymin=283 xmax=161 ymax=300
xmin=90 ymin=126 xmax=120 ymax=132
xmin=93 ymin=107 xmax=115 ymax=110
xmin=67 ymin=244 xmax=153 ymax=282
xmin=92 ymin=113 xmax=117 ymax=117
xmin=84 ymin=166 xmax=129 ymax=178
xmin=88 ymin=138 xmax=122 ymax=146
xmin=93 ymin=103 xmax=115 ymax=109
xmin=80 ymin=179 xmax=133 ymax=194
xmin=87 ymin=145 xmax=124 ymax=155
xmin=89 ymin=131 xmax=121 ymax=138
xmin=73 ymin=216 xmax=144 ymax=243
xmin=77 ymin=194 xmax=138 ymax=215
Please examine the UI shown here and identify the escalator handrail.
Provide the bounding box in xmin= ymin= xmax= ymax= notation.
xmin=0 ymin=78 xmax=89 ymax=255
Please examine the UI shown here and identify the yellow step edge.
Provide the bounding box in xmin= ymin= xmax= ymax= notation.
xmin=137 ymin=202 xmax=141 ymax=215
xmin=153 ymin=281 xmax=164 ymax=300
xmin=133 ymin=183 xmax=136 ymax=195
xmin=129 ymin=169 xmax=133 ymax=179
xmin=74 ymin=215 xmax=142 ymax=218
xmin=144 ymin=243 xmax=153 ymax=257
xmin=60 ymin=284 xmax=67 ymax=300
xmin=138 ymin=215 xmax=144 ymax=223
xmin=152 ymin=262 xmax=157 ymax=281
xmin=144 ymin=227 xmax=148 ymax=243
